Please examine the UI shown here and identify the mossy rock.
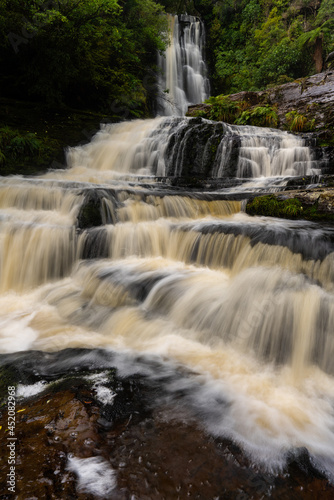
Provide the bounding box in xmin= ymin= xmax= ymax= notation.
xmin=246 ymin=194 xmax=334 ymax=222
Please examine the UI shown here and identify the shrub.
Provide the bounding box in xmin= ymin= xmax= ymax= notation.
xmin=285 ymin=111 xmax=315 ymax=132
xmin=204 ymin=95 xmax=250 ymax=123
xmin=0 ymin=127 xmax=42 ymax=161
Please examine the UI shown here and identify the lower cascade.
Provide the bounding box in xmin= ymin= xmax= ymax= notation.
xmin=1 ymin=112 xmax=334 ymax=493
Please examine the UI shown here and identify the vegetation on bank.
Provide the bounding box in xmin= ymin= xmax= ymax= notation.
xmin=188 ymin=95 xmax=317 ymax=132
xmin=0 ymin=99 xmax=116 ymax=175
xmin=192 ymin=96 xmax=281 ymax=128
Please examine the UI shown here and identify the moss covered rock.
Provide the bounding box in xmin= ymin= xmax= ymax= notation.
xmin=246 ymin=188 xmax=334 ymax=222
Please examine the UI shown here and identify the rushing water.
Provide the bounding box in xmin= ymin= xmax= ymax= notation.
xmin=1 ymin=14 xmax=334 ymax=497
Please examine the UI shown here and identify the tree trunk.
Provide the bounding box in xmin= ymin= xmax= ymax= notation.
xmin=313 ymin=36 xmax=323 ymax=73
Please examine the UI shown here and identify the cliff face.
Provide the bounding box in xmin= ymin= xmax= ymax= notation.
xmin=235 ymin=71 xmax=334 ymax=139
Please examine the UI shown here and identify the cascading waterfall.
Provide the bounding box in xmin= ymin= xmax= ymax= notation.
xmin=1 ymin=11 xmax=334 ymax=496
xmin=234 ymin=125 xmax=316 ymax=177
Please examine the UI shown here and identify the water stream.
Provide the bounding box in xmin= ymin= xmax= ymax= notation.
xmin=0 ymin=14 xmax=334 ymax=496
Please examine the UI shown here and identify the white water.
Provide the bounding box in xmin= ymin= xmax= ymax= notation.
xmin=1 ymin=170 xmax=334 ymax=477
xmin=0 ymin=15 xmax=333 ymax=485
xmin=234 ymin=125 xmax=318 ymax=177
xmin=67 ymin=457 xmax=117 ymax=497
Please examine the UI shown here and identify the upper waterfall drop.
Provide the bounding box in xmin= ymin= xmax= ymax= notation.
xmin=157 ymin=14 xmax=210 ymax=117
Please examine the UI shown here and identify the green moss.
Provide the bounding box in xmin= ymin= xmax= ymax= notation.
xmin=246 ymin=195 xmax=334 ymax=221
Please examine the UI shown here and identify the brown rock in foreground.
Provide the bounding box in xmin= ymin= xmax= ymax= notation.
xmin=1 ymin=372 xmax=333 ymax=500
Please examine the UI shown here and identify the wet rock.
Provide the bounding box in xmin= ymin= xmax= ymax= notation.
xmin=229 ymin=71 xmax=334 ymax=136
xmin=79 ymin=227 xmax=110 ymax=259
xmin=1 ymin=349 xmax=334 ymax=499
xmin=77 ymin=189 xmax=118 ymax=229
xmin=286 ymin=174 xmax=334 ymax=189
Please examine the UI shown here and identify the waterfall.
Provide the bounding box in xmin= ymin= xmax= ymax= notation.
xmin=157 ymin=14 xmax=209 ymax=116
xmin=48 ymin=11 xmax=320 ymax=181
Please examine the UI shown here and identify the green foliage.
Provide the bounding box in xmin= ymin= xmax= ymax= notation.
xmin=235 ymin=105 xmax=278 ymax=128
xmin=0 ymin=126 xmax=59 ymax=169
xmin=316 ymin=0 xmax=334 ymax=25
xmin=9 ymin=133 xmax=41 ymax=157
xmin=192 ymin=109 xmax=209 ymax=118
xmin=246 ymin=194 xmax=334 ymax=222
xmin=0 ymin=127 xmax=40 ymax=162
xmin=0 ymin=0 xmax=168 ymax=115
xmin=256 ymin=38 xmax=310 ymax=87
xmin=254 ymin=8 xmax=285 ymax=56
xmin=285 ymin=111 xmax=315 ymax=132
xmin=201 ymin=0 xmax=326 ymax=95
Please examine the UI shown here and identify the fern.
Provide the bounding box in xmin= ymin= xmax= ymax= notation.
xmin=235 ymin=105 xmax=278 ymax=128
xmin=297 ymin=27 xmax=323 ymax=48
xmin=285 ymin=111 xmax=314 ymax=132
